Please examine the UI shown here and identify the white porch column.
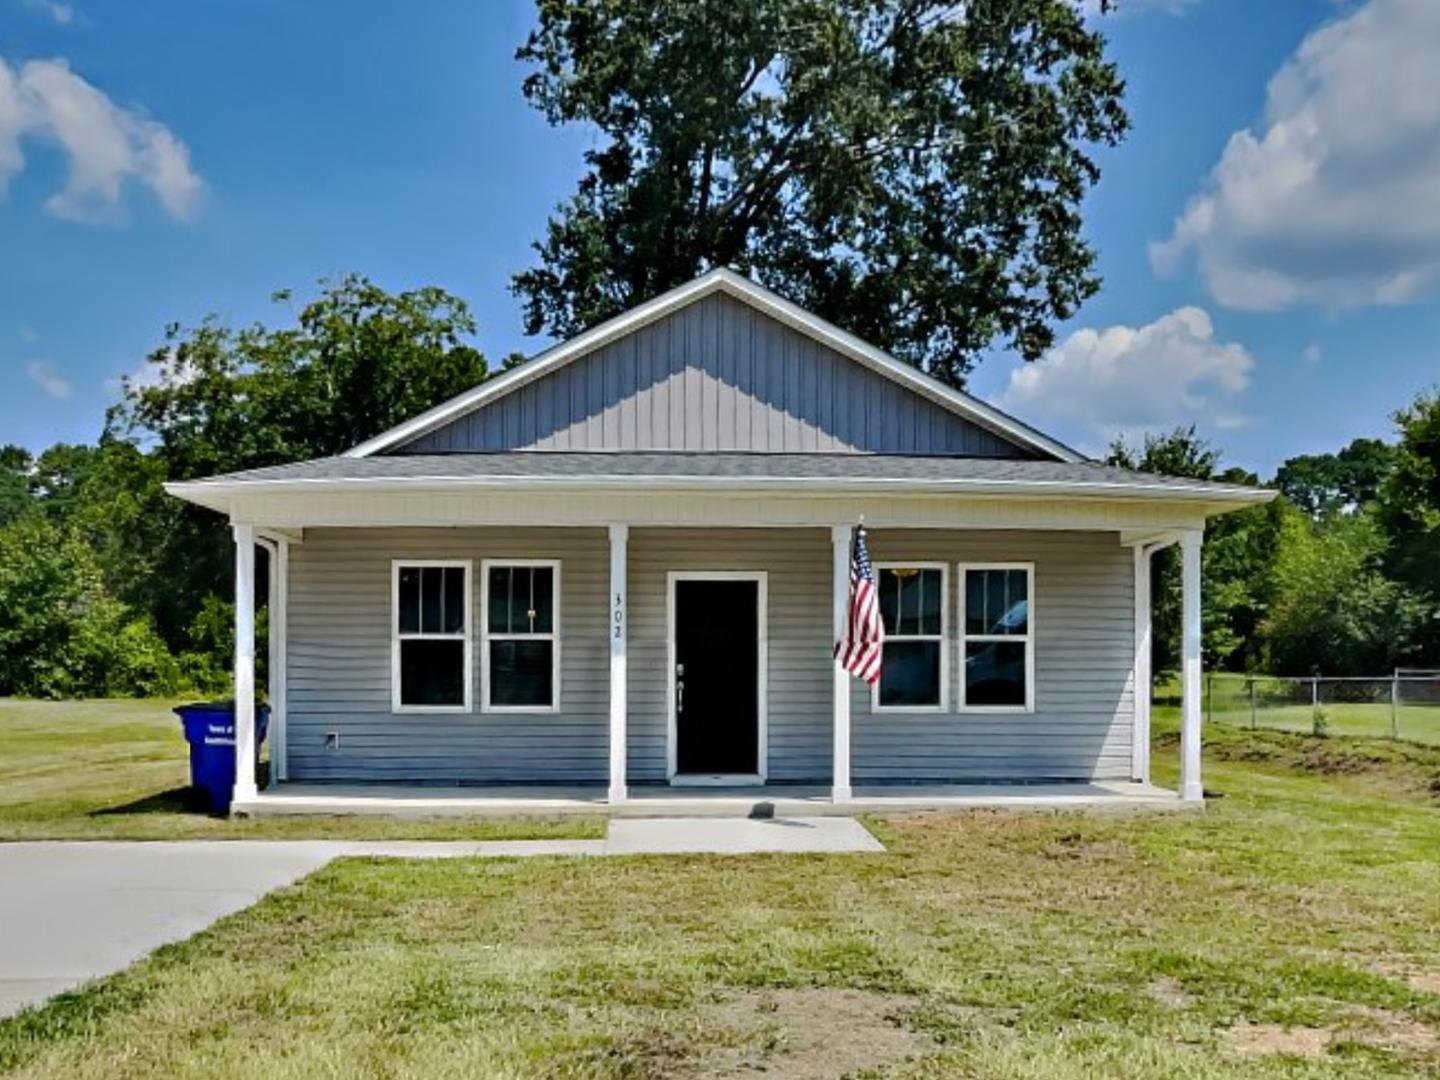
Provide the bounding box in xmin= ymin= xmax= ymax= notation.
xmin=831 ymin=524 xmax=853 ymax=803
xmin=232 ymin=523 xmax=258 ymax=808
xmin=1179 ymin=529 xmax=1204 ymax=803
xmin=608 ymin=524 xmax=629 ymax=803
xmin=1132 ymin=544 xmax=1152 ymax=784
xmin=266 ymin=535 xmax=289 ymax=787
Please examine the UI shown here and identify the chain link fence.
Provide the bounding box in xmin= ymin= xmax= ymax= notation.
xmin=1202 ymin=672 xmax=1440 ymax=746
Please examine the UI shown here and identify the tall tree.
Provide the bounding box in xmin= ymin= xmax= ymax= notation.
xmin=102 ymin=275 xmax=491 ymax=650
xmin=1274 ymin=437 xmax=1396 ymax=518
xmin=514 ymin=0 xmax=1128 ymax=386
xmin=1377 ymin=391 xmax=1440 ymax=661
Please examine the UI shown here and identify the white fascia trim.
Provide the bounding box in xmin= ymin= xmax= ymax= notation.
xmin=166 ymin=474 xmax=1274 ymax=503
xmin=342 ymin=268 xmax=1083 ymax=463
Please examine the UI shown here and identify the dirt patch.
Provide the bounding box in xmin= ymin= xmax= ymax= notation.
xmin=1145 ymin=977 xmax=1192 ymax=1009
xmin=1224 ymin=1023 xmax=1332 ymax=1059
xmin=687 ymin=987 xmax=938 ymax=1079
xmin=1344 ymin=1007 xmax=1440 ymax=1054
xmin=1410 ymin=971 xmax=1440 ymax=995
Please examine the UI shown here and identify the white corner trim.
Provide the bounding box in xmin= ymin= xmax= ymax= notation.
xmin=342 ymin=268 xmax=1082 ymax=462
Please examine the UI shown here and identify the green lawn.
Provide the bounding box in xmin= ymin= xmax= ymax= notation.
xmin=2 ymin=707 xmax=1439 ymax=1077
xmin=0 ymin=698 xmax=601 ymax=841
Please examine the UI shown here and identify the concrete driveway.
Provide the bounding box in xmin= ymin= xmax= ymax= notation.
xmin=0 ymin=817 xmax=881 ymax=1018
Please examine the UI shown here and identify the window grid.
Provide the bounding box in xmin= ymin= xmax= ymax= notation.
xmin=481 ymin=559 xmax=562 ymax=713
xmin=871 ymin=562 xmax=949 ymax=713
xmin=391 ymin=560 xmax=472 ymax=714
xmin=958 ymin=563 xmax=1035 ymax=713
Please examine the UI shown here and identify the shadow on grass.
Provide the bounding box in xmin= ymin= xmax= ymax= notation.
xmin=89 ymin=787 xmax=208 ymax=818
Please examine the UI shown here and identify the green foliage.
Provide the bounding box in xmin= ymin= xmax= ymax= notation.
xmin=1260 ymin=507 xmax=1428 ymax=675
xmin=1377 ymin=392 xmax=1440 ymax=653
xmin=0 ymin=276 xmax=491 ymax=697
xmin=1274 ymin=437 xmax=1397 ymax=517
xmin=514 ymin=0 xmax=1129 ymax=385
xmin=0 ymin=516 xmax=181 ymax=699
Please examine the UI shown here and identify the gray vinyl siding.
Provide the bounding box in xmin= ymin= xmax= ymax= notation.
xmin=286 ymin=527 xmax=609 ymax=783
xmin=855 ymin=530 xmax=1135 ymax=782
xmin=397 ymin=293 xmax=1028 ymax=458
xmin=283 ymin=526 xmax=1133 ymax=785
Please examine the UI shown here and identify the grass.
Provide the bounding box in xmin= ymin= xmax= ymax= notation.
xmin=2 ymin=708 xmax=1439 ymax=1076
xmin=0 ymin=698 xmax=602 ymax=842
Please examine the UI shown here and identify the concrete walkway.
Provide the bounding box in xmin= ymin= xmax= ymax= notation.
xmin=0 ymin=816 xmax=881 ymax=1018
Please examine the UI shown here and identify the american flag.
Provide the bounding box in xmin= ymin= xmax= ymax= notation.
xmin=834 ymin=524 xmax=884 ymax=685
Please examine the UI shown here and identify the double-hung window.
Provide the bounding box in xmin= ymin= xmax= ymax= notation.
xmin=392 ymin=561 xmax=471 ymax=712
xmin=874 ymin=563 xmax=948 ymax=710
xmin=960 ymin=564 xmax=1034 ymax=711
xmin=482 ymin=560 xmax=561 ymax=712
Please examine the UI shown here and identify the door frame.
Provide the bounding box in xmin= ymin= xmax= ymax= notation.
xmin=666 ymin=570 xmax=768 ymax=785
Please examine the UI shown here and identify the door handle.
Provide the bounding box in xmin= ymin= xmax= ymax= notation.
xmin=676 ymin=678 xmax=684 ymax=715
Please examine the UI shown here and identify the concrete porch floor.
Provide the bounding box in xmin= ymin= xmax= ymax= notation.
xmin=236 ymin=780 xmax=1188 ymax=818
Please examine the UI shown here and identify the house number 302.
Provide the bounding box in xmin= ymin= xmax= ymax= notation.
xmin=613 ymin=593 xmax=625 ymax=640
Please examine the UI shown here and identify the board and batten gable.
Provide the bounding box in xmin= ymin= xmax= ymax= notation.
xmin=284 ymin=524 xmax=1133 ymax=786
xmin=394 ymin=292 xmax=1032 ymax=457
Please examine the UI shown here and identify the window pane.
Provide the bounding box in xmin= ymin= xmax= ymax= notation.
xmin=529 ymin=567 xmax=554 ymax=634
xmin=879 ymin=641 xmax=941 ymax=708
xmin=489 ymin=566 xmax=554 ymax=634
xmin=488 ymin=566 xmax=512 ymax=634
xmin=965 ymin=641 xmax=1027 ymax=707
xmin=489 ymin=640 xmax=554 ymax=707
xmin=400 ymin=639 xmax=465 ymax=706
xmin=878 ymin=568 xmax=941 ymax=637
xmin=420 ymin=566 xmax=443 ymax=633
xmin=442 ymin=566 xmax=465 ymax=634
xmin=398 ymin=567 xmax=420 ymax=634
xmin=966 ymin=569 xmax=1028 ymax=636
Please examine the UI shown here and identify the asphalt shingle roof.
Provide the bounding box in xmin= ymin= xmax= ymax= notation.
xmin=177 ymin=452 xmax=1268 ymax=500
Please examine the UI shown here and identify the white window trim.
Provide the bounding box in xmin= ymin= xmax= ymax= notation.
xmin=871 ymin=561 xmax=949 ymax=714
xmin=480 ymin=558 xmax=562 ymax=714
xmin=958 ymin=562 xmax=1036 ymax=714
xmin=391 ymin=559 xmax=473 ymax=714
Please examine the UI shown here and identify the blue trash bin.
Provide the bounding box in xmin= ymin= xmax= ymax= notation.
xmin=175 ymin=701 xmax=270 ymax=815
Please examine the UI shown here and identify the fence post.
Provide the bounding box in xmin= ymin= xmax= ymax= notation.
xmin=1312 ymin=677 xmax=1320 ymax=735
xmin=1391 ymin=675 xmax=1399 ymax=739
xmin=1249 ymin=678 xmax=1257 ymax=730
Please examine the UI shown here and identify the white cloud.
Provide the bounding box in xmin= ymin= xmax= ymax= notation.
xmin=1303 ymin=343 xmax=1322 ymax=365
xmin=22 ymin=0 xmax=75 ymax=25
xmin=26 ymin=359 xmax=71 ymax=399
xmin=0 ymin=56 xmax=203 ymax=223
xmin=1152 ymin=0 xmax=1440 ymax=311
xmin=994 ymin=307 xmax=1254 ymax=446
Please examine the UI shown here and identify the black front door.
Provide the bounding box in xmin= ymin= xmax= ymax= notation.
xmin=675 ymin=579 xmax=759 ymax=776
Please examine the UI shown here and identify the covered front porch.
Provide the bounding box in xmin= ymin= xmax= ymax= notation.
xmin=214 ymin=506 xmax=1211 ymax=815
xmin=235 ymin=779 xmax=1188 ymax=818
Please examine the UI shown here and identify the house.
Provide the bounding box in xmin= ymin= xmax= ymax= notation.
xmin=167 ymin=269 xmax=1271 ymax=815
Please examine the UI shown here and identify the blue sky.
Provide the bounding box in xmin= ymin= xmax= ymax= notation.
xmin=2 ymin=0 xmax=1436 ymax=476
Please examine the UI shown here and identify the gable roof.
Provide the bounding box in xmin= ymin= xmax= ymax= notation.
xmin=345 ymin=268 xmax=1084 ymax=462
